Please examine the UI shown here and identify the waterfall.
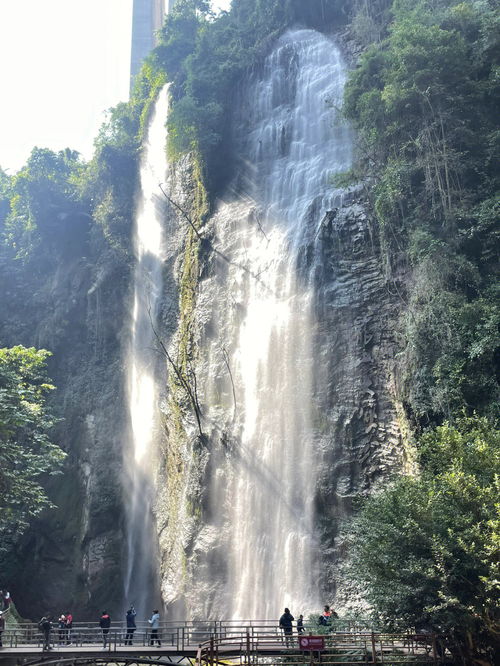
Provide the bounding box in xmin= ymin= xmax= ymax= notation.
xmin=124 ymin=86 xmax=169 ymax=616
xmin=198 ymin=29 xmax=352 ymax=619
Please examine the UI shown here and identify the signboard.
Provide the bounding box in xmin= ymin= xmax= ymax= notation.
xmin=298 ymin=636 xmax=325 ymax=651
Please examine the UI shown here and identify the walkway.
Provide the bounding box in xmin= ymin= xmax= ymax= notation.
xmin=0 ymin=621 xmax=451 ymax=665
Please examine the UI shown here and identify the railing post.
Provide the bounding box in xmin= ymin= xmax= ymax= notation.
xmin=432 ymin=634 xmax=438 ymax=664
xmin=246 ymin=629 xmax=251 ymax=665
xmin=182 ymin=626 xmax=185 ymax=651
xmin=371 ymin=631 xmax=377 ymax=664
xmin=209 ymin=636 xmax=214 ymax=666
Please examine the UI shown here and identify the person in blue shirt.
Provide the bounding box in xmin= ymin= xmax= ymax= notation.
xmin=148 ymin=610 xmax=161 ymax=646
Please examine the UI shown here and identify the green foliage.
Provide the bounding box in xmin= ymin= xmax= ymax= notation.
xmin=1 ymin=148 xmax=88 ymax=264
xmin=0 ymin=346 xmax=65 ymax=565
xmin=344 ymin=0 xmax=500 ymax=422
xmin=402 ymin=249 xmax=499 ymax=420
xmin=344 ymin=416 xmax=500 ymax=661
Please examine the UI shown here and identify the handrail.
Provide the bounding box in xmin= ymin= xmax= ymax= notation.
xmin=0 ymin=624 xmax=445 ymax=664
xmin=195 ymin=630 xmax=446 ymax=666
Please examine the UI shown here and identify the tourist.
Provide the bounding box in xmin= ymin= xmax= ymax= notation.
xmin=279 ymin=608 xmax=294 ymax=647
xmin=65 ymin=611 xmax=73 ymax=644
xmin=39 ymin=615 xmax=52 ymax=651
xmin=99 ymin=611 xmax=111 ymax=648
xmin=57 ymin=614 xmax=66 ymax=645
xmin=0 ymin=610 xmax=5 ymax=647
xmin=148 ymin=609 xmax=161 ymax=646
xmin=297 ymin=614 xmax=304 ymax=633
xmin=125 ymin=606 xmax=136 ymax=645
xmin=319 ymin=605 xmax=332 ymax=626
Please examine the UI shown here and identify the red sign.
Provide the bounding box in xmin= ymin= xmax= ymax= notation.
xmin=298 ymin=636 xmax=325 ymax=651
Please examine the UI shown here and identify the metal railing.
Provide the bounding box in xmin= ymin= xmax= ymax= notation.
xmin=196 ymin=630 xmax=449 ymax=666
xmin=3 ymin=619 xmax=378 ymax=649
xmin=1 ymin=621 xmax=448 ymax=663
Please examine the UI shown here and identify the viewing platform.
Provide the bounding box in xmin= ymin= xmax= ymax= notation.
xmin=0 ymin=620 xmax=452 ymax=665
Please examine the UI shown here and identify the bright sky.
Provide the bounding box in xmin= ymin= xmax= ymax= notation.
xmin=0 ymin=0 xmax=232 ymax=174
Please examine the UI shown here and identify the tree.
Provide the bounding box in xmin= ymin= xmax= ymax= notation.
xmin=0 ymin=346 xmax=65 ymax=571
xmin=2 ymin=147 xmax=87 ymax=264
xmin=344 ymin=416 xmax=500 ymax=664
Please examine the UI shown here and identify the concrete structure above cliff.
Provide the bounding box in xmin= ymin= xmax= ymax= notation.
xmin=130 ymin=0 xmax=167 ymax=93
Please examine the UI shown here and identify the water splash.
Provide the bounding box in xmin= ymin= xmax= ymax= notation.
xmin=124 ymin=86 xmax=169 ymax=617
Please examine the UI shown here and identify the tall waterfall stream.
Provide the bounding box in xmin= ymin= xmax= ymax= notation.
xmin=194 ymin=29 xmax=353 ymax=619
xmin=125 ymin=29 xmax=353 ymax=620
xmin=124 ymin=87 xmax=169 ymax=616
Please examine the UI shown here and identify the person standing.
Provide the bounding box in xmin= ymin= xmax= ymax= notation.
xmin=319 ymin=605 xmax=332 ymax=626
xmin=39 ymin=615 xmax=52 ymax=651
xmin=57 ymin=615 xmax=66 ymax=645
xmin=279 ymin=608 xmax=294 ymax=647
xmin=125 ymin=606 xmax=136 ymax=645
xmin=297 ymin=614 xmax=305 ymax=634
xmin=99 ymin=611 xmax=111 ymax=648
xmin=0 ymin=610 xmax=5 ymax=647
xmin=65 ymin=611 xmax=73 ymax=644
xmin=148 ymin=610 xmax=161 ymax=647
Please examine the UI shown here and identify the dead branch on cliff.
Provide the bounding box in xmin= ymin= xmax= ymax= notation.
xmin=148 ymin=308 xmax=205 ymax=440
xmin=158 ymin=183 xmax=272 ymax=289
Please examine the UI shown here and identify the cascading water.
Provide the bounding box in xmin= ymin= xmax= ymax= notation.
xmin=197 ymin=29 xmax=352 ymax=619
xmin=124 ymin=86 xmax=169 ymax=616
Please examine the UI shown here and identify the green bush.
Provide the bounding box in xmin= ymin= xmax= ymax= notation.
xmin=344 ymin=416 xmax=500 ymax=662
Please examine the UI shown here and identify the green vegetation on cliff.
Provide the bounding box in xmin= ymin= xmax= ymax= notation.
xmin=0 ymin=61 xmax=166 ymax=268
xmin=0 ymin=346 xmax=64 ymax=577
xmin=342 ymin=3 xmax=499 ymax=658
xmin=82 ymin=61 xmax=166 ymax=256
xmin=344 ymin=0 xmax=499 ymax=424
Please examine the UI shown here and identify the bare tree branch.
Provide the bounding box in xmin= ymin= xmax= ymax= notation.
xmin=148 ymin=308 xmax=205 ymax=440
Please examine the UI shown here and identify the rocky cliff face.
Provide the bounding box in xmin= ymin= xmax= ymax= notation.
xmin=310 ymin=197 xmax=410 ymax=602
xmin=1 ymin=220 xmax=131 ymax=619
xmin=155 ymin=30 xmax=410 ymax=618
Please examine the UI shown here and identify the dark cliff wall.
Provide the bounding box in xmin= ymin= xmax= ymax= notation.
xmin=311 ymin=197 xmax=410 ymax=602
xmin=1 ymin=220 xmax=131 ymax=619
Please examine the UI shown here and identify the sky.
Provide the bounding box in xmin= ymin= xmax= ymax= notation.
xmin=0 ymin=0 xmax=232 ymax=174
